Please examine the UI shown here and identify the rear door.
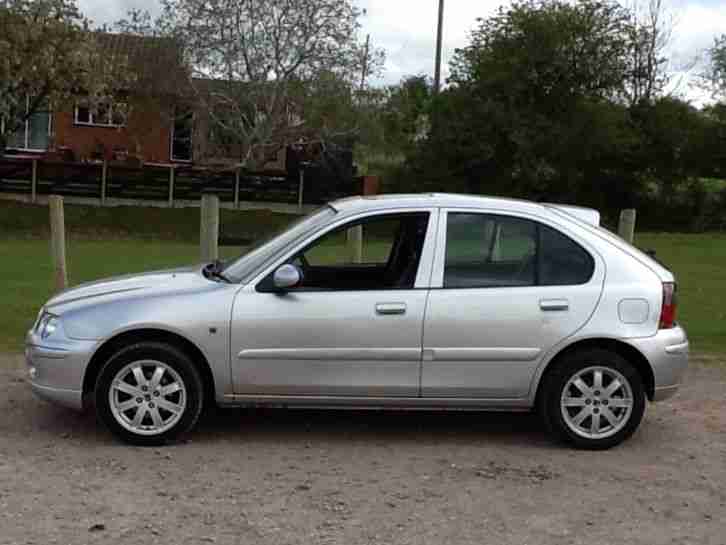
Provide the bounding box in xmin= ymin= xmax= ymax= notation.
xmin=421 ymin=209 xmax=605 ymax=399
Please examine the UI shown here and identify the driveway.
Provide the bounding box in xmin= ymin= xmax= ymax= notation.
xmin=1 ymin=354 xmax=724 ymax=545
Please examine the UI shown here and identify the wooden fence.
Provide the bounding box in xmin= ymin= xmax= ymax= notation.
xmin=0 ymin=157 xmax=360 ymax=211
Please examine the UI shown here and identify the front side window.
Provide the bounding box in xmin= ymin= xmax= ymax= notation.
xmin=261 ymin=212 xmax=430 ymax=291
xmin=443 ymin=213 xmax=593 ymax=288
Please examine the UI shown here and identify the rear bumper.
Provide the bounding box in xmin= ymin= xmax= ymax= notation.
xmin=627 ymin=325 xmax=689 ymax=402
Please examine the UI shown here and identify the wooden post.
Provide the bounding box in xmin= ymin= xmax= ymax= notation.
xmin=347 ymin=225 xmax=363 ymax=264
xmin=298 ymin=168 xmax=305 ymax=212
xmin=234 ymin=169 xmax=240 ymax=209
xmin=200 ymin=193 xmax=220 ymax=262
xmin=49 ymin=195 xmax=68 ymax=291
xmin=168 ymin=166 xmax=175 ymax=208
xmin=618 ymin=209 xmax=637 ymax=243
xmin=100 ymin=160 xmax=108 ymax=205
xmin=31 ymin=159 xmax=38 ymax=204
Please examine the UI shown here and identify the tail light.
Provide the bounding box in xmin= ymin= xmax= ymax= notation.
xmin=659 ymin=282 xmax=677 ymax=329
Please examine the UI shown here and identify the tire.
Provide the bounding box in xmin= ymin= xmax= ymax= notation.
xmin=94 ymin=342 xmax=204 ymax=446
xmin=538 ymin=348 xmax=646 ymax=450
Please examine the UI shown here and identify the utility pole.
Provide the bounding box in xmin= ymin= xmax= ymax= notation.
xmin=433 ymin=0 xmax=445 ymax=95
xmin=360 ymin=33 xmax=371 ymax=93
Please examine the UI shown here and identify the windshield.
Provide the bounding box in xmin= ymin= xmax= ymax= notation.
xmin=222 ymin=205 xmax=337 ymax=283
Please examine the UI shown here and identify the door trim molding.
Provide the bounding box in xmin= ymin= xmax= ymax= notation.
xmin=238 ymin=347 xmax=422 ymax=361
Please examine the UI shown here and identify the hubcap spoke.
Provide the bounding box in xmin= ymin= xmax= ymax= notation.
xmin=603 ymin=379 xmax=622 ymax=398
xmin=601 ymin=407 xmax=620 ymax=427
xmin=132 ymin=366 xmax=147 ymax=388
xmin=571 ymin=407 xmax=591 ymax=426
xmin=149 ymin=406 xmax=164 ymax=428
xmin=593 ymin=370 xmax=603 ymax=391
xmin=607 ymin=398 xmax=631 ymax=408
xmin=156 ymin=398 xmax=183 ymax=415
xmin=590 ymin=412 xmax=601 ymax=434
xmin=149 ymin=366 xmax=165 ymax=390
xmin=572 ymin=378 xmax=592 ymax=396
xmin=131 ymin=406 xmax=146 ymax=428
xmin=113 ymin=380 xmax=142 ymax=397
xmin=159 ymin=382 xmax=181 ymax=396
xmin=563 ymin=397 xmax=588 ymax=407
xmin=116 ymin=399 xmax=138 ymax=412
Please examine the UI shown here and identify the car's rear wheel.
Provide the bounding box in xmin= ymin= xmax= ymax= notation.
xmin=539 ymin=348 xmax=645 ymax=449
xmin=95 ymin=342 xmax=204 ymax=445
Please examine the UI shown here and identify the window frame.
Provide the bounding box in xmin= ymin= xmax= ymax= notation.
xmin=432 ymin=209 xmax=596 ymax=290
xmin=250 ymin=208 xmax=439 ymax=294
xmin=74 ymin=99 xmax=128 ymax=128
xmin=1 ymin=96 xmax=52 ymax=152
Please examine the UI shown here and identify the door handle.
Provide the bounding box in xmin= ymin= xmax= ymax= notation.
xmin=540 ymin=298 xmax=569 ymax=311
xmin=375 ymin=303 xmax=407 ymax=315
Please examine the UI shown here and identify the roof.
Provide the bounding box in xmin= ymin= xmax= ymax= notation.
xmin=94 ymin=32 xmax=188 ymax=96
xmin=330 ymin=193 xmax=550 ymax=216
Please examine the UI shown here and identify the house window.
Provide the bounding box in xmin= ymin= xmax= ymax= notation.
xmin=1 ymin=97 xmax=52 ymax=151
xmin=74 ymin=100 xmax=128 ymax=127
xmin=171 ymin=106 xmax=194 ymax=162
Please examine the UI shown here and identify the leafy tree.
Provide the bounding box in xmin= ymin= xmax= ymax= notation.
xmin=0 ymin=0 xmax=126 ymax=153
xmin=117 ymin=0 xmax=384 ymax=169
xmin=704 ymin=34 xmax=726 ymax=101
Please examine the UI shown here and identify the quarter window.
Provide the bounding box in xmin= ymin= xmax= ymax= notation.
xmin=443 ymin=213 xmax=593 ymax=288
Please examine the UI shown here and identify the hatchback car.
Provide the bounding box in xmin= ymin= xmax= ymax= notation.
xmin=26 ymin=194 xmax=688 ymax=448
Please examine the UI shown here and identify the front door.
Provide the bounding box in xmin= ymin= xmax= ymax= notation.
xmin=422 ymin=210 xmax=604 ymax=398
xmin=230 ymin=210 xmax=436 ymax=397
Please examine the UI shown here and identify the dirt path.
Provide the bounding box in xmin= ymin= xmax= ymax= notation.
xmin=1 ymin=354 xmax=724 ymax=545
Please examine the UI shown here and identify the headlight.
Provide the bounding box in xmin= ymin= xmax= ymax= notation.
xmin=37 ymin=313 xmax=60 ymax=339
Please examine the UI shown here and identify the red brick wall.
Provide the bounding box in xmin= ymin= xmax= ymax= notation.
xmin=52 ymin=106 xmax=172 ymax=163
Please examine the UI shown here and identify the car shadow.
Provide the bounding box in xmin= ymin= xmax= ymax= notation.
xmin=191 ymin=406 xmax=555 ymax=449
xmin=20 ymin=398 xmax=555 ymax=449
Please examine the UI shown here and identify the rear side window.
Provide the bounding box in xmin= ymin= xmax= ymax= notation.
xmin=444 ymin=214 xmax=537 ymax=288
xmin=539 ymin=225 xmax=594 ymax=286
xmin=444 ymin=213 xmax=594 ymax=288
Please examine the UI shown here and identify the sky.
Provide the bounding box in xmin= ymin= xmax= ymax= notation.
xmin=78 ymin=0 xmax=725 ymax=102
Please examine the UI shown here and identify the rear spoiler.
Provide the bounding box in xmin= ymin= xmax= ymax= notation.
xmin=545 ymin=204 xmax=600 ymax=226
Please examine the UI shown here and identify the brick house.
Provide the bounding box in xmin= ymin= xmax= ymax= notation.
xmin=2 ymin=33 xmax=202 ymax=164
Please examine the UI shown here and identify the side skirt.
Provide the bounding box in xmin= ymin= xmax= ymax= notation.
xmin=220 ymin=394 xmax=533 ymax=412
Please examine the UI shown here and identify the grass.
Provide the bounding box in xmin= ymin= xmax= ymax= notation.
xmin=636 ymin=233 xmax=726 ymax=355
xmin=0 ymin=239 xmax=244 ymax=353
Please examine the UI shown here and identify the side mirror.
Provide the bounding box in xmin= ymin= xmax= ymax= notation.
xmin=273 ymin=264 xmax=302 ymax=290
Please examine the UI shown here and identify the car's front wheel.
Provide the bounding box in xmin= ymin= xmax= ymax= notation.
xmin=95 ymin=342 xmax=204 ymax=445
xmin=539 ymin=348 xmax=646 ymax=449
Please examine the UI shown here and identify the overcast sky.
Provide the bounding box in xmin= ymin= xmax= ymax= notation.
xmin=79 ymin=0 xmax=725 ymax=101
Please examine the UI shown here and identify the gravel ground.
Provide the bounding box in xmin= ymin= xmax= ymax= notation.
xmin=1 ymin=354 xmax=725 ymax=545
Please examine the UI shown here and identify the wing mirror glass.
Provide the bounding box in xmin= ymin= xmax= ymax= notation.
xmin=273 ymin=264 xmax=303 ymax=290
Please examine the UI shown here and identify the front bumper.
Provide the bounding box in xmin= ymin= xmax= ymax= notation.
xmin=627 ymin=325 xmax=689 ymax=402
xmin=25 ymin=330 xmax=98 ymax=411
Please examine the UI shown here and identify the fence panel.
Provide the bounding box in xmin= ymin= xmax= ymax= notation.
xmin=0 ymin=157 xmax=33 ymax=194
xmin=106 ymin=164 xmax=172 ymax=201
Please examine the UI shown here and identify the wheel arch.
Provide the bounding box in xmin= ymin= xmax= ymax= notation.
xmin=533 ymin=338 xmax=655 ymax=403
xmin=82 ymin=328 xmax=216 ymax=408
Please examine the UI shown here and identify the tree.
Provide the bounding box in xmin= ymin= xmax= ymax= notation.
xmin=624 ymin=0 xmax=673 ymax=106
xmin=704 ymin=34 xmax=726 ymax=101
xmin=381 ymin=76 xmax=433 ymax=157
xmin=117 ymin=0 xmax=383 ymax=169
xmin=0 ymin=0 xmax=125 ymax=153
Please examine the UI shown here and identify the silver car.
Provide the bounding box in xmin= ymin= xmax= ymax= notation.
xmin=25 ymin=194 xmax=688 ymax=449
